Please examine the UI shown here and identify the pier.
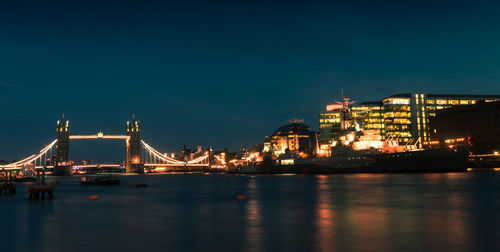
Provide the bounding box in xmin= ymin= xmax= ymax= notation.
xmin=28 ymin=169 xmax=54 ymax=200
xmin=0 ymin=170 xmax=17 ymax=195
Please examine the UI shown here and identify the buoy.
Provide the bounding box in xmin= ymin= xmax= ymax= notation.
xmin=237 ymin=195 xmax=247 ymax=200
xmin=134 ymin=184 xmax=148 ymax=188
xmin=90 ymin=195 xmax=99 ymax=200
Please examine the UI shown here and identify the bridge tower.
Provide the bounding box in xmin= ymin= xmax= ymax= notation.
xmin=208 ymin=147 xmax=215 ymax=168
xmin=126 ymin=115 xmax=143 ymax=173
xmin=54 ymin=114 xmax=72 ymax=176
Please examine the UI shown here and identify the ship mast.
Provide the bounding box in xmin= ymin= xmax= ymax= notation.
xmin=335 ymin=89 xmax=355 ymax=130
xmin=288 ymin=111 xmax=304 ymax=124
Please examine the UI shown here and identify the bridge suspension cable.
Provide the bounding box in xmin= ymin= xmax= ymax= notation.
xmin=187 ymin=154 xmax=209 ymax=164
xmin=0 ymin=139 xmax=58 ymax=170
xmin=140 ymin=140 xmax=209 ymax=165
xmin=141 ymin=140 xmax=184 ymax=164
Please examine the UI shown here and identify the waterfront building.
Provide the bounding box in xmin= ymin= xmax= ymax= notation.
xmin=429 ymin=100 xmax=500 ymax=154
xmin=352 ymin=102 xmax=384 ymax=131
xmin=382 ymin=94 xmax=500 ymax=146
xmin=320 ymin=93 xmax=500 ymax=149
xmin=319 ymin=105 xmax=342 ymax=146
xmin=81 ymin=160 xmax=92 ymax=165
xmin=179 ymin=145 xmax=205 ymax=161
xmin=264 ymin=119 xmax=319 ymax=158
xmin=319 ymin=101 xmax=383 ymax=147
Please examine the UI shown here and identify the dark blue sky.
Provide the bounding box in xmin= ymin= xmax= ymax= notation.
xmin=1 ymin=1 xmax=500 ymax=162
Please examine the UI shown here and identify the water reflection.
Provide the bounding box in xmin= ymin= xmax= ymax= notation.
xmin=0 ymin=172 xmax=498 ymax=252
xmin=245 ymin=178 xmax=262 ymax=252
xmin=315 ymin=175 xmax=334 ymax=251
xmin=310 ymin=173 xmax=495 ymax=251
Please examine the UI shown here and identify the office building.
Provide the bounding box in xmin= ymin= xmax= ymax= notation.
xmin=382 ymin=94 xmax=500 ymax=146
xmin=320 ymin=93 xmax=500 ymax=148
xmin=429 ymin=100 xmax=500 ymax=154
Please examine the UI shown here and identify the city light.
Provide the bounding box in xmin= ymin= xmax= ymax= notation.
xmin=280 ymin=159 xmax=294 ymax=165
xmin=445 ymin=138 xmax=466 ymax=144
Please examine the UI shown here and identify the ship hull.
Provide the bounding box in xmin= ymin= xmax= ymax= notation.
xmin=239 ymin=148 xmax=469 ymax=174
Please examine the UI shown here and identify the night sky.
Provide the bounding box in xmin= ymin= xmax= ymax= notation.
xmin=1 ymin=1 xmax=500 ymax=162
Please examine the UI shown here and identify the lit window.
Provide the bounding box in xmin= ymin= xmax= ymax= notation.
xmin=383 ymin=98 xmax=410 ymax=105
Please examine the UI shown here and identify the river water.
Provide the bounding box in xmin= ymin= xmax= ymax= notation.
xmin=1 ymin=171 xmax=499 ymax=252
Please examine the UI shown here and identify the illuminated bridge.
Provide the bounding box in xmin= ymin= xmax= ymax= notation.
xmin=0 ymin=115 xmax=217 ymax=175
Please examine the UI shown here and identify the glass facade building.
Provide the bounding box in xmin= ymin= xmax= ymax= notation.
xmin=383 ymin=94 xmax=500 ymax=147
xmin=319 ymin=110 xmax=341 ymax=146
xmin=319 ymin=102 xmax=382 ymax=146
xmin=320 ymin=93 xmax=500 ymax=148
xmin=352 ymin=102 xmax=384 ymax=131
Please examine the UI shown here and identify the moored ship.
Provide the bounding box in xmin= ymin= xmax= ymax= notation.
xmin=235 ymin=135 xmax=469 ymax=174
xmin=234 ymin=96 xmax=469 ymax=174
xmin=269 ymin=147 xmax=468 ymax=174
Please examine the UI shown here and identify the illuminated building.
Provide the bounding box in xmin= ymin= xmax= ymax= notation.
xmin=264 ymin=119 xmax=319 ymax=157
xmin=319 ymin=107 xmax=342 ymax=146
xmin=351 ymin=102 xmax=384 ymax=131
xmin=320 ymin=93 xmax=500 ymax=149
xmin=382 ymin=94 xmax=500 ymax=147
xmin=429 ymin=100 xmax=500 ymax=154
xmin=381 ymin=95 xmax=413 ymax=143
xmin=81 ymin=160 xmax=92 ymax=165
xmin=319 ymin=101 xmax=382 ymax=147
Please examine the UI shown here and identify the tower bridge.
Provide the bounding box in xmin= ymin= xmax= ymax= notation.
xmin=0 ymin=115 xmax=216 ymax=175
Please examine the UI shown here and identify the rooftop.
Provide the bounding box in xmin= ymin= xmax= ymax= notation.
xmin=436 ymin=100 xmax=500 ymax=114
xmin=385 ymin=93 xmax=500 ymax=99
xmin=271 ymin=123 xmax=311 ymax=137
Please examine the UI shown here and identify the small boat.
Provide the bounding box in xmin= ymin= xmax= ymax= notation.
xmin=81 ymin=176 xmax=120 ymax=185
